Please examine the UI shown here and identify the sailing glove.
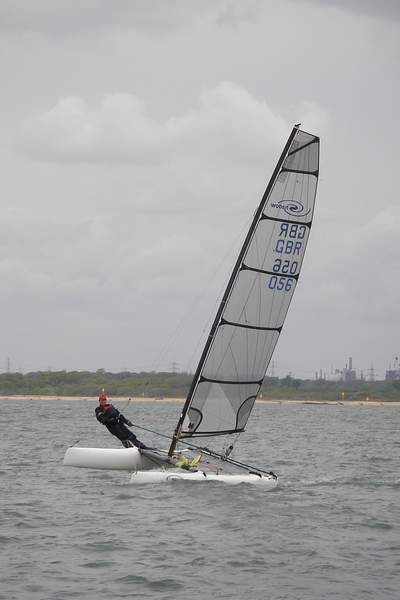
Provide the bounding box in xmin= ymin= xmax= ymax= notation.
xmin=127 ymin=420 xmax=133 ymax=427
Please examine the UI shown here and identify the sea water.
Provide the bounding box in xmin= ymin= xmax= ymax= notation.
xmin=1 ymin=399 xmax=399 ymax=600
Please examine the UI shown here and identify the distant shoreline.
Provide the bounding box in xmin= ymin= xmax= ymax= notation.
xmin=0 ymin=395 xmax=399 ymax=406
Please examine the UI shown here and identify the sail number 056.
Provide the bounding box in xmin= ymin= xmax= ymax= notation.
xmin=268 ymin=275 xmax=294 ymax=292
xmin=272 ymin=259 xmax=298 ymax=275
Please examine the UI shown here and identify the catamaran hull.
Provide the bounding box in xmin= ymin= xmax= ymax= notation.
xmin=63 ymin=447 xmax=159 ymax=470
xmin=129 ymin=470 xmax=277 ymax=487
xmin=63 ymin=447 xmax=277 ymax=487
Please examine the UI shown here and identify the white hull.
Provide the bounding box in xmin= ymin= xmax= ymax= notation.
xmin=63 ymin=446 xmax=159 ymax=471
xmin=130 ymin=469 xmax=277 ymax=487
xmin=63 ymin=446 xmax=277 ymax=487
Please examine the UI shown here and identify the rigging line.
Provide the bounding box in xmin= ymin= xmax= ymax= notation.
xmin=172 ymin=435 xmax=276 ymax=476
xmin=189 ymin=134 xmax=298 ymax=386
xmin=144 ymin=286 xmax=218 ymax=375
xmin=140 ymin=450 xmax=167 ymax=470
xmin=216 ymin=257 xmax=277 ymax=381
xmin=260 ymin=154 xmax=295 ymax=336
xmin=147 ymin=254 xmax=238 ymax=373
xmin=237 ymin=189 xmax=278 ymax=322
xmin=183 ymin=305 xmax=217 ymax=375
xmin=184 ymin=442 xmax=277 ymax=477
xmin=184 ymin=131 xmax=302 ymax=417
xmin=222 ymin=431 xmax=241 ymax=458
xmin=168 ymin=126 xmax=300 ymax=457
xmin=210 ymin=158 xmax=291 ymax=383
xmin=130 ymin=422 xmax=172 ymax=441
xmin=209 ymin=251 xmax=267 ymax=382
xmin=183 ymin=215 xmax=254 ymax=374
xmin=147 ymin=213 xmax=254 ymax=376
xmin=128 ymin=422 xmax=275 ymax=475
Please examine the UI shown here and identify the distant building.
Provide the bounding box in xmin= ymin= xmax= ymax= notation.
xmin=326 ymin=368 xmax=341 ymax=382
xmin=342 ymin=356 xmax=356 ymax=382
xmin=386 ymin=357 xmax=400 ymax=381
xmin=325 ymin=358 xmax=357 ymax=382
xmin=386 ymin=370 xmax=400 ymax=381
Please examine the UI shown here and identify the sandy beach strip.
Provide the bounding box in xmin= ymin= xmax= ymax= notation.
xmin=0 ymin=395 xmax=399 ymax=406
xmin=0 ymin=395 xmax=182 ymax=403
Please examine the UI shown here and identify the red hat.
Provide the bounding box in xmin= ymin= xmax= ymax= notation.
xmin=99 ymin=389 xmax=107 ymax=402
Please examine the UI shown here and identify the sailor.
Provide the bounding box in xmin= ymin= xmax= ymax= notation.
xmin=95 ymin=389 xmax=147 ymax=449
xmin=175 ymin=453 xmax=202 ymax=471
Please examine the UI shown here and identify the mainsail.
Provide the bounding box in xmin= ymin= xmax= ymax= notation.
xmin=169 ymin=126 xmax=319 ymax=455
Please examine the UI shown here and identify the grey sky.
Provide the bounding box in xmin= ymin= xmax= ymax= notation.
xmin=297 ymin=0 xmax=400 ymax=20
xmin=1 ymin=0 xmax=399 ymax=379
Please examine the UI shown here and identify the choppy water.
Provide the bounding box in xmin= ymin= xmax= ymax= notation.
xmin=1 ymin=399 xmax=400 ymax=600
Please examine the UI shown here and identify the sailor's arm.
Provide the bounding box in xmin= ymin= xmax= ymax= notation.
xmin=95 ymin=407 xmax=106 ymax=423
xmin=118 ymin=412 xmax=133 ymax=427
xmin=95 ymin=407 xmax=118 ymax=424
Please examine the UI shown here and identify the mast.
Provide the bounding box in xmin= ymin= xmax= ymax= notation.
xmin=168 ymin=124 xmax=300 ymax=456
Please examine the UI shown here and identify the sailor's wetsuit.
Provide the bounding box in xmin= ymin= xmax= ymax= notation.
xmin=95 ymin=404 xmax=147 ymax=449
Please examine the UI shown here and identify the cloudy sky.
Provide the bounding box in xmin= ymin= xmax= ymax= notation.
xmin=1 ymin=0 xmax=399 ymax=378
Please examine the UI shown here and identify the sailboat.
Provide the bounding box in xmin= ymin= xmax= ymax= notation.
xmin=64 ymin=124 xmax=320 ymax=486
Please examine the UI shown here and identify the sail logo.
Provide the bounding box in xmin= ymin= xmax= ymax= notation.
xmin=270 ymin=200 xmax=311 ymax=218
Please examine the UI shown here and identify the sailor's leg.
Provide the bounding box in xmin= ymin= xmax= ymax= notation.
xmin=127 ymin=432 xmax=147 ymax=449
xmin=121 ymin=439 xmax=134 ymax=448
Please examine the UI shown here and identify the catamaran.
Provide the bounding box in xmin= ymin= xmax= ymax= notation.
xmin=64 ymin=124 xmax=320 ymax=486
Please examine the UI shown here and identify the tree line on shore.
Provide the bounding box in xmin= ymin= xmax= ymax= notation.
xmin=0 ymin=370 xmax=399 ymax=400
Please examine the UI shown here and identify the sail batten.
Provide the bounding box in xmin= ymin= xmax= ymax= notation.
xmin=201 ymin=377 xmax=263 ymax=385
xmin=168 ymin=126 xmax=319 ymax=455
xmin=220 ymin=318 xmax=282 ymax=332
xmin=287 ymin=139 xmax=316 ymax=155
xmin=260 ymin=214 xmax=312 ymax=227
xmin=281 ymin=167 xmax=318 ymax=176
xmin=242 ymin=263 xmax=300 ymax=280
